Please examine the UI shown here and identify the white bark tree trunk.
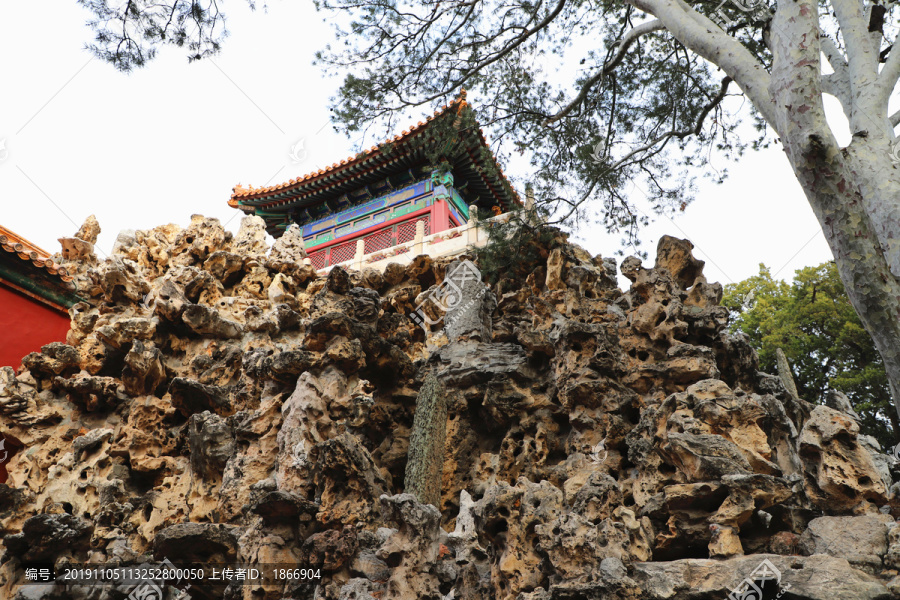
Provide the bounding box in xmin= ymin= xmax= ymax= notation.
xmin=630 ymin=0 xmax=900 ymax=419
xmin=767 ymin=0 xmax=900 ymax=421
xmin=785 ymin=135 xmax=900 ymax=422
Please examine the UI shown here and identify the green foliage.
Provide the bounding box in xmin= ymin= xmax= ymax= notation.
xmin=723 ymin=262 xmax=897 ymax=447
xmin=471 ymin=203 xmax=557 ymax=286
xmin=408 ymin=104 xmax=502 ymax=184
xmin=311 ymin=0 xmax=776 ymax=248
xmin=78 ymin=0 xmax=241 ymax=72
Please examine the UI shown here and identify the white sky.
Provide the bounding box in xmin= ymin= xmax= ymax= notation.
xmin=0 ymin=0 xmax=838 ymax=289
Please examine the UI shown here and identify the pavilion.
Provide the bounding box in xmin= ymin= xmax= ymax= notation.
xmin=227 ymin=91 xmax=520 ymax=269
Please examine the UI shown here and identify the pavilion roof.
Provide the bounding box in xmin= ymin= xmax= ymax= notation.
xmin=0 ymin=225 xmax=79 ymax=311
xmin=0 ymin=226 xmax=73 ymax=283
xmin=228 ymin=91 xmax=520 ymax=236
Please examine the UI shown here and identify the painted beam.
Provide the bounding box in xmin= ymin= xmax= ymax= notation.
xmin=0 ymin=262 xmax=81 ymax=309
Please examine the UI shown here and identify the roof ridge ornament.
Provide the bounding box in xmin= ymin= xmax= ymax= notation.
xmin=455 ymin=88 xmax=468 ymax=115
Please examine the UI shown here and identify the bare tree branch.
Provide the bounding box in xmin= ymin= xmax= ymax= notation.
xmin=543 ymin=18 xmax=666 ymax=126
xmin=831 ymin=0 xmax=886 ymax=133
xmin=878 ymin=35 xmax=900 ymax=111
xmin=629 ymin=0 xmax=777 ymax=127
xmin=552 ymin=75 xmax=731 ymax=223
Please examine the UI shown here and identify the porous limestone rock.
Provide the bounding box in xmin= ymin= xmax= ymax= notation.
xmin=267 ymin=223 xmax=308 ymax=277
xmin=3 ymin=514 xmax=94 ymax=562
xmin=75 ymin=215 xmax=101 ymax=245
xmin=799 ymin=405 xmax=887 ymax=511
xmin=1 ymin=218 xmax=897 ymax=600
xmin=233 ymin=214 xmax=270 ymax=256
xmin=58 ymin=215 xmax=101 ymax=262
xmin=799 ymin=514 xmax=893 ymax=571
xmin=632 ymin=554 xmax=891 ymax=599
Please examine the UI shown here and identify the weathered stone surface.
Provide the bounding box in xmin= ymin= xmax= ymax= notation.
xmin=106 ymin=395 xmax=180 ymax=473
xmin=799 ymin=514 xmax=893 ymax=570
xmin=54 ymin=373 xmax=129 ymax=411
xmin=436 ymin=340 xmax=529 ymax=387
xmin=72 ymin=427 xmax=113 ymax=459
xmin=660 ymin=432 xmax=753 ymax=480
xmin=266 ymin=223 xmax=307 ymax=274
xmin=204 ymin=250 xmax=245 ymax=286
xmin=376 ymin=494 xmax=443 ymax=600
xmin=75 ymin=214 xmax=101 ymax=245
xmin=233 ymin=214 xmax=269 ymax=256
xmin=182 ymin=303 xmax=243 ymax=338
xmin=632 ymin=554 xmax=891 ymax=599
xmin=799 ymin=405 xmax=887 ymax=510
xmin=310 ymin=432 xmax=391 ymax=526
xmin=3 ymin=514 xmax=93 ymax=561
xmin=168 ymin=377 xmax=232 ymax=416
xmin=188 ymin=411 xmax=234 ymax=479
xmin=444 ymin=258 xmax=494 ymax=341
xmin=383 ymin=262 xmax=406 ymax=286
xmin=2 ymin=221 xmax=898 ymax=600
xmin=59 ymin=236 xmax=95 ymax=261
xmin=97 ymin=256 xmax=150 ymax=303
xmin=301 ymin=524 xmax=359 ymax=570
xmin=21 ymin=343 xmax=80 ymax=378
xmin=111 ymin=228 xmax=136 ymax=255
xmin=151 ymin=278 xmax=189 ymax=323
xmin=654 ymin=236 xmax=703 ymax=286
xmin=170 ymin=214 xmax=227 ymax=267
xmin=249 ymin=489 xmax=319 ymax=523
xmin=58 ymin=216 xmax=101 ymax=262
xmin=121 ymin=339 xmax=166 ymax=395
xmin=153 ymin=522 xmax=242 ymax=561
xmin=349 ymin=286 xmax=382 ymax=323
xmin=546 ymin=247 xmax=565 ymax=290
xmin=776 ymin=346 xmax=801 ymax=400
xmin=825 ymin=388 xmax=862 ymax=421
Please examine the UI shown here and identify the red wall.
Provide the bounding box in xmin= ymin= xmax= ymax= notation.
xmin=0 ymin=284 xmax=72 ymax=369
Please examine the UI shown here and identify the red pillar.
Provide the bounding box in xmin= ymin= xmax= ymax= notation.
xmin=431 ymin=199 xmax=451 ymax=234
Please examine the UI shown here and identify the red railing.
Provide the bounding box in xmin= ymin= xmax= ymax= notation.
xmin=308 ymin=251 xmax=327 ymax=269
xmin=364 ymin=228 xmax=394 ymax=254
xmin=398 ymin=215 xmax=430 ymax=243
xmin=306 ymin=214 xmax=433 ymax=269
xmin=330 ymin=240 xmax=357 ymax=264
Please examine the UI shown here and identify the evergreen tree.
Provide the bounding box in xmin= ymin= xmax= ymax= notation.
xmin=471 ymin=202 xmax=557 ymax=286
xmin=723 ymin=262 xmax=898 ymax=448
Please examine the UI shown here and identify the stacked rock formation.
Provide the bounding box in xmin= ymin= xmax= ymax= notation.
xmin=1 ymin=214 xmax=899 ymax=600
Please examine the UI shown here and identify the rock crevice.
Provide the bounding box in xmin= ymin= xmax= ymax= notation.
xmin=1 ymin=217 xmax=898 ymax=599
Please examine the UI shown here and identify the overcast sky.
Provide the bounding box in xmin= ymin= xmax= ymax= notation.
xmin=0 ymin=1 xmax=842 ymax=289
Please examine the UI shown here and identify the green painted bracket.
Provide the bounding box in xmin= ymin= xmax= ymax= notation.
xmin=0 ymin=261 xmax=83 ymax=309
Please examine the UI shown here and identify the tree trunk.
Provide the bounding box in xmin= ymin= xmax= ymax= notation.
xmin=780 ymin=137 xmax=900 ymax=421
xmin=888 ymin=410 xmax=900 ymax=445
xmin=764 ymin=0 xmax=900 ymax=422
